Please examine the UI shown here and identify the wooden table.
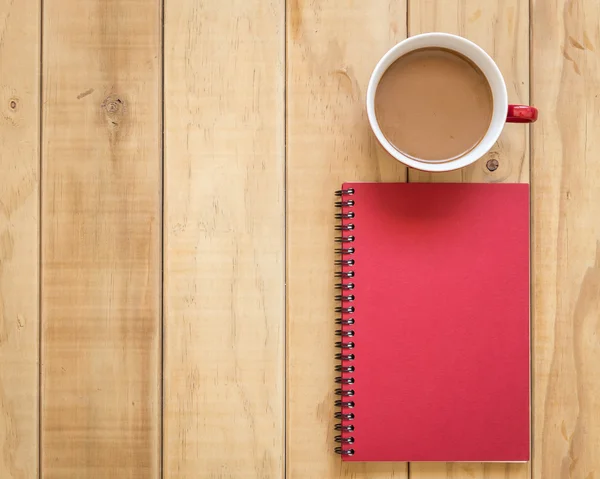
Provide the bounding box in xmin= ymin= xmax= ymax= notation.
xmin=1 ymin=0 xmax=598 ymax=477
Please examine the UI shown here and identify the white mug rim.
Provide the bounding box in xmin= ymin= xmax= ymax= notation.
xmin=366 ymin=33 xmax=508 ymax=172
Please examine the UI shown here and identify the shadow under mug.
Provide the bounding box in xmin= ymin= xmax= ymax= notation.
xmin=366 ymin=33 xmax=538 ymax=173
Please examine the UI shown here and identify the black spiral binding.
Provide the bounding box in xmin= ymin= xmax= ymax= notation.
xmin=334 ymin=188 xmax=355 ymax=457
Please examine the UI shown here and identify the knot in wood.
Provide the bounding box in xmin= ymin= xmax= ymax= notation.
xmin=486 ymin=158 xmax=499 ymax=172
xmin=106 ymin=101 xmax=119 ymax=113
xmin=101 ymin=95 xmax=126 ymax=131
xmin=102 ymin=95 xmax=125 ymax=116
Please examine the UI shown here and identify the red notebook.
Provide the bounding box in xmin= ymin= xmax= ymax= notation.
xmin=334 ymin=183 xmax=530 ymax=462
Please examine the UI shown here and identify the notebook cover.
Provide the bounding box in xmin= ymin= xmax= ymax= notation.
xmin=336 ymin=183 xmax=530 ymax=462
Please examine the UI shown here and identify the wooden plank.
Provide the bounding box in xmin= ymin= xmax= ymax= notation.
xmin=531 ymin=0 xmax=600 ymax=477
xmin=408 ymin=0 xmax=530 ymax=477
xmin=286 ymin=1 xmax=407 ymax=477
xmin=162 ymin=0 xmax=285 ymax=477
xmin=0 ymin=0 xmax=40 ymax=476
xmin=408 ymin=0 xmax=530 ymax=184
xmin=41 ymin=1 xmax=161 ymax=477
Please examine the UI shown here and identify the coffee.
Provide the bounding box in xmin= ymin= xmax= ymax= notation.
xmin=374 ymin=47 xmax=493 ymax=162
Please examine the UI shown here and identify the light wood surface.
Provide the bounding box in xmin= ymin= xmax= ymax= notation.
xmin=409 ymin=0 xmax=530 ymax=184
xmin=0 ymin=0 xmax=599 ymax=477
xmin=408 ymin=1 xmax=531 ymax=478
xmin=286 ymin=1 xmax=407 ymax=478
xmin=163 ymin=0 xmax=285 ymax=477
xmin=0 ymin=0 xmax=40 ymax=477
xmin=41 ymin=0 xmax=161 ymax=477
xmin=532 ymin=0 xmax=600 ymax=478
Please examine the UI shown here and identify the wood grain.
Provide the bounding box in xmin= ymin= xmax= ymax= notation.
xmin=41 ymin=1 xmax=161 ymax=477
xmin=163 ymin=0 xmax=285 ymax=477
xmin=408 ymin=0 xmax=530 ymax=184
xmin=532 ymin=0 xmax=600 ymax=477
xmin=286 ymin=1 xmax=407 ymax=477
xmin=0 ymin=0 xmax=40 ymax=476
xmin=408 ymin=0 xmax=530 ymax=476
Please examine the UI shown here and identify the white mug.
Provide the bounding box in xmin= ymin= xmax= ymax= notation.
xmin=366 ymin=33 xmax=537 ymax=172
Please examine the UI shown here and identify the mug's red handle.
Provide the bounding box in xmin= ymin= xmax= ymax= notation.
xmin=507 ymin=104 xmax=538 ymax=123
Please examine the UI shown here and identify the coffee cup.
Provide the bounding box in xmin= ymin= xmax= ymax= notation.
xmin=366 ymin=33 xmax=537 ymax=172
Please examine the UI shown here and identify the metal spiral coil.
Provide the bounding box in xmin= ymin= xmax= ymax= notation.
xmin=335 ymin=329 xmax=355 ymax=337
xmin=335 ymin=306 xmax=354 ymax=314
xmin=335 ymin=318 xmax=355 ymax=325
xmin=335 ymin=377 xmax=355 ymax=384
xmin=334 ymin=235 xmax=355 ymax=243
xmin=334 ymin=271 xmax=354 ymax=278
xmin=334 ymin=412 xmax=355 ymax=420
xmin=334 ymin=259 xmax=355 ymax=266
xmin=335 ymin=424 xmax=355 ymax=432
xmin=335 ymin=223 xmax=355 ymax=231
xmin=334 ymin=188 xmax=355 ymax=457
xmin=335 ymin=282 xmax=355 ymax=290
xmin=335 ymin=294 xmax=355 ymax=302
xmin=335 ymin=365 xmax=355 ymax=372
xmin=334 ymin=200 xmax=355 ymax=208
xmin=334 ymin=435 xmax=354 ymax=443
xmin=334 ymin=447 xmax=355 ymax=456
xmin=335 ymin=388 xmax=355 ymax=396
